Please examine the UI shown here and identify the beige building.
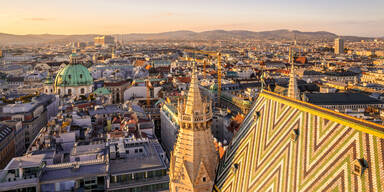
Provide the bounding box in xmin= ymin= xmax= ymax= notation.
xmin=104 ymin=80 xmax=131 ymax=104
xmin=375 ymin=50 xmax=384 ymax=57
xmin=361 ymin=70 xmax=384 ymax=85
xmin=94 ymin=35 xmax=115 ymax=46
xmin=169 ymin=64 xmax=218 ymax=192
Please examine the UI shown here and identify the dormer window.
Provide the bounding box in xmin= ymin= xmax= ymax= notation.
xmin=80 ymin=74 xmax=83 ymax=79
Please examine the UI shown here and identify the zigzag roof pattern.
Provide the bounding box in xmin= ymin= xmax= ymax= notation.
xmin=214 ymin=90 xmax=384 ymax=192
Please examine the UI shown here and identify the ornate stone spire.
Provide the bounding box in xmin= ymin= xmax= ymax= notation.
xmin=169 ymin=62 xmax=218 ymax=192
xmin=185 ymin=62 xmax=204 ymax=115
xmin=288 ymin=47 xmax=300 ymax=100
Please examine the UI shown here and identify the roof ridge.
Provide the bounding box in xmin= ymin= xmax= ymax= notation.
xmin=261 ymin=90 xmax=384 ymax=138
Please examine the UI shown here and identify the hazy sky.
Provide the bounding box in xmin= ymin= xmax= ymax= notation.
xmin=1 ymin=0 xmax=383 ymax=36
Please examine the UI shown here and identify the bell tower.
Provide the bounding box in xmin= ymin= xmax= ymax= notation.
xmin=169 ymin=63 xmax=218 ymax=192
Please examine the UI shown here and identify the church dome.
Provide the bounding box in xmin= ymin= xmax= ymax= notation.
xmin=54 ymin=54 xmax=93 ymax=87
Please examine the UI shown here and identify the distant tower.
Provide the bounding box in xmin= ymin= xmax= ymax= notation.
xmin=43 ymin=72 xmax=54 ymax=94
xmin=111 ymin=47 xmax=117 ymax=59
xmin=169 ymin=63 xmax=218 ymax=192
xmin=334 ymin=38 xmax=344 ymax=55
xmin=93 ymin=54 xmax=98 ymax=64
xmin=288 ymin=47 xmax=294 ymax=64
xmin=288 ymin=48 xmax=300 ymax=100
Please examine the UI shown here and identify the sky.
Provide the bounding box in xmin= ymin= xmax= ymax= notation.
xmin=1 ymin=0 xmax=383 ymax=37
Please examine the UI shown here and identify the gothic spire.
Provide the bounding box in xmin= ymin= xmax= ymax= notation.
xmin=288 ymin=47 xmax=300 ymax=100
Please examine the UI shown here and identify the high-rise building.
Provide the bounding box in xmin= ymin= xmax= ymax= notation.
xmin=169 ymin=63 xmax=218 ymax=192
xmin=334 ymin=38 xmax=344 ymax=54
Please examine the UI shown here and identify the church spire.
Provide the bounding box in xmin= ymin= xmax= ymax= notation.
xmin=288 ymin=47 xmax=300 ymax=100
xmin=184 ymin=62 xmax=204 ymax=115
xmin=169 ymin=62 xmax=218 ymax=192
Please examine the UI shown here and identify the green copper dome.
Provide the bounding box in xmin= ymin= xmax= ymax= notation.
xmin=54 ymin=64 xmax=93 ymax=87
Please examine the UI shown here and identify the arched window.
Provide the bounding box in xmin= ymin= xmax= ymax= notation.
xmin=116 ymin=93 xmax=120 ymax=103
xmin=45 ymin=89 xmax=48 ymax=93
xmin=50 ymin=89 xmax=53 ymax=93
xmin=81 ymin=88 xmax=85 ymax=94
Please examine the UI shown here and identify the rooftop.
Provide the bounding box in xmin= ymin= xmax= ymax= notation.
xmin=4 ymin=154 xmax=46 ymax=170
xmin=40 ymin=163 xmax=107 ymax=183
xmin=109 ymin=140 xmax=166 ymax=175
xmin=0 ymin=124 xmax=13 ymax=144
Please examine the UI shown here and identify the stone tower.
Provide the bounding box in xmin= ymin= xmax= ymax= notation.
xmin=288 ymin=47 xmax=299 ymax=100
xmin=169 ymin=63 xmax=218 ymax=192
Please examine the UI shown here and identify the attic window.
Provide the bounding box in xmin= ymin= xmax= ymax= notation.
xmin=202 ymin=177 xmax=206 ymax=182
xmin=255 ymin=111 xmax=260 ymax=119
xmin=290 ymin=129 xmax=299 ymax=141
xmin=352 ymin=158 xmax=368 ymax=176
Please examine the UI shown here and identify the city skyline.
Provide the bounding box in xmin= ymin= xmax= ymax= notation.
xmin=1 ymin=0 xmax=384 ymax=37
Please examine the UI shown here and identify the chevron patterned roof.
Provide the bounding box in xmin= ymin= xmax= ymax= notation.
xmin=215 ymin=90 xmax=384 ymax=192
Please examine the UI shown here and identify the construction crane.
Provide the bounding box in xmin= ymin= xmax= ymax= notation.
xmin=145 ymin=79 xmax=153 ymax=108
xmin=183 ymin=49 xmax=222 ymax=106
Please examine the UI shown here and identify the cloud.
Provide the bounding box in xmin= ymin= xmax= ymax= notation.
xmin=151 ymin=12 xmax=177 ymax=18
xmin=24 ymin=17 xmax=50 ymax=21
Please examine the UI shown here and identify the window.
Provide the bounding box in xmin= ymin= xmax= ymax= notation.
xmin=68 ymin=89 xmax=72 ymax=95
xmin=68 ymin=75 xmax=71 ymax=79
xmin=81 ymin=88 xmax=85 ymax=94
xmin=80 ymin=74 xmax=83 ymax=78
xmin=135 ymin=149 xmax=138 ymax=153
xmin=58 ymin=89 xmax=61 ymax=95
xmin=202 ymin=177 xmax=206 ymax=182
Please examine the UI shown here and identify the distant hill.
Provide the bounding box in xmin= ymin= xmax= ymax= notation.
xmin=0 ymin=30 xmax=375 ymax=45
xmin=117 ymin=30 xmax=341 ymax=41
xmin=0 ymin=33 xmax=97 ymax=46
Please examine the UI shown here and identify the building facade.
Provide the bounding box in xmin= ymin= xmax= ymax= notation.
xmin=0 ymin=124 xmax=15 ymax=169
